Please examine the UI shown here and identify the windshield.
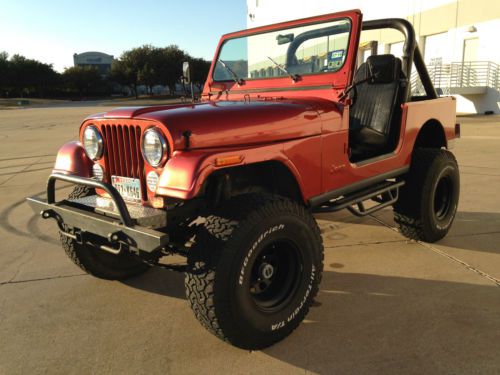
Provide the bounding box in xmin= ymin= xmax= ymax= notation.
xmin=213 ymin=18 xmax=351 ymax=82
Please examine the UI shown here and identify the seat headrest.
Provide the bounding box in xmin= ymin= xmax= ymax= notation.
xmin=366 ymin=55 xmax=400 ymax=84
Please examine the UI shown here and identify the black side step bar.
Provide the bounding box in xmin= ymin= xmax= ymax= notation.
xmin=313 ymin=180 xmax=405 ymax=217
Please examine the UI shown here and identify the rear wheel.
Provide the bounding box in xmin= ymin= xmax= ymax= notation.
xmin=394 ymin=148 xmax=460 ymax=242
xmin=185 ymin=194 xmax=323 ymax=349
xmin=60 ymin=186 xmax=150 ymax=280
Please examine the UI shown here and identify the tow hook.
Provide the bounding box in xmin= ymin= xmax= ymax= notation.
xmin=41 ymin=209 xmax=54 ymax=220
xmin=102 ymin=232 xmax=123 ymax=255
xmin=41 ymin=209 xmax=123 ymax=255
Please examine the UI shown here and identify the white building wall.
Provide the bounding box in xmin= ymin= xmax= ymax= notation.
xmin=247 ymin=0 xmax=500 ymax=114
xmin=248 ymin=0 xmax=457 ymax=26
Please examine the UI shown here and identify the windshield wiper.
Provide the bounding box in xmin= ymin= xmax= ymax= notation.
xmin=217 ymin=59 xmax=244 ymax=85
xmin=267 ymin=56 xmax=300 ymax=82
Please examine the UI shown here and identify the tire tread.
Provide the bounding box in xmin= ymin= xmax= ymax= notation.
xmin=185 ymin=194 xmax=323 ymax=348
xmin=394 ymin=148 xmax=458 ymax=242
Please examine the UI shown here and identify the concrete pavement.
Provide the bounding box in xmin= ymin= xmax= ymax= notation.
xmin=0 ymin=107 xmax=499 ymax=374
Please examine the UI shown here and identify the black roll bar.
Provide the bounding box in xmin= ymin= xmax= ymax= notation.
xmin=413 ymin=44 xmax=438 ymax=98
xmin=362 ymin=18 xmax=438 ymax=99
xmin=285 ymin=23 xmax=351 ymax=66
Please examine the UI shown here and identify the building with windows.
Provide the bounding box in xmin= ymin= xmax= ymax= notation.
xmin=247 ymin=0 xmax=500 ymax=114
xmin=73 ymin=51 xmax=114 ymax=76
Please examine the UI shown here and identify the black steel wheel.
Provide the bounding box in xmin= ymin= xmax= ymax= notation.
xmin=185 ymin=194 xmax=324 ymax=349
xmin=434 ymin=175 xmax=452 ymax=220
xmin=249 ymin=240 xmax=302 ymax=313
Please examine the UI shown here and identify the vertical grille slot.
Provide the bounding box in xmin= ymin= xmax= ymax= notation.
xmin=115 ymin=125 xmax=125 ymax=176
xmin=135 ymin=127 xmax=144 ymax=180
xmin=122 ymin=126 xmax=132 ymax=177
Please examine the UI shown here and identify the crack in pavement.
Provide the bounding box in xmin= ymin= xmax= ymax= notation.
xmin=324 ymin=239 xmax=406 ymax=249
xmin=459 ymin=164 xmax=500 ymax=170
xmin=0 ymin=155 xmax=44 ymax=186
xmin=0 ymin=166 xmax=53 ymax=177
xmin=447 ymin=230 xmax=500 ymax=238
xmin=369 ymin=214 xmax=500 ymax=287
xmin=4 ymin=250 xmax=35 ymax=285
xmin=0 ymin=154 xmax=53 ymax=162
xmin=460 ymin=172 xmax=500 ymax=177
xmin=0 ymin=160 xmax=54 ymax=170
xmin=412 ymin=240 xmax=500 ymax=287
xmin=0 ymin=273 xmax=88 ymax=286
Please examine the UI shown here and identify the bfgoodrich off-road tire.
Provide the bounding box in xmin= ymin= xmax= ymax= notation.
xmin=394 ymin=148 xmax=459 ymax=243
xmin=60 ymin=186 xmax=150 ymax=280
xmin=185 ymin=194 xmax=324 ymax=349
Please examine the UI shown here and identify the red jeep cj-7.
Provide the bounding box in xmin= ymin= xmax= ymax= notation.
xmin=28 ymin=9 xmax=460 ymax=349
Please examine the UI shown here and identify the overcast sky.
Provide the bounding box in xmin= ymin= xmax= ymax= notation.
xmin=0 ymin=0 xmax=247 ymax=72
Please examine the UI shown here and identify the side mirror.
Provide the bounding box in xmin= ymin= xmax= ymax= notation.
xmin=276 ymin=33 xmax=294 ymax=45
xmin=182 ymin=61 xmax=191 ymax=84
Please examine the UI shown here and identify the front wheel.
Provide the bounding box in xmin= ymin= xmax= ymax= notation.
xmin=394 ymin=148 xmax=460 ymax=242
xmin=185 ymin=194 xmax=324 ymax=349
xmin=60 ymin=185 xmax=150 ymax=280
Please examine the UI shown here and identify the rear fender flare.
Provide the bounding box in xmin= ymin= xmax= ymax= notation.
xmin=414 ymin=119 xmax=448 ymax=149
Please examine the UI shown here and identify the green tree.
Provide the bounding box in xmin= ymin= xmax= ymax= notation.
xmin=112 ymin=45 xmax=154 ymax=98
xmin=9 ymin=55 xmax=30 ymax=96
xmin=138 ymin=47 xmax=164 ymax=95
xmin=63 ymin=66 xmax=102 ymax=98
xmin=110 ymin=59 xmax=133 ymax=95
xmin=8 ymin=54 xmax=59 ymax=97
xmin=32 ymin=61 xmax=59 ymax=97
xmin=109 ymin=44 xmax=207 ymax=98
xmin=158 ymin=45 xmax=186 ymax=95
xmin=189 ymin=57 xmax=211 ymax=90
xmin=0 ymin=52 xmax=9 ymax=96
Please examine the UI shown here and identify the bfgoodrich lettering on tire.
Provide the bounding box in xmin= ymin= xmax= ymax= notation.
xmin=394 ymin=148 xmax=460 ymax=243
xmin=185 ymin=194 xmax=324 ymax=349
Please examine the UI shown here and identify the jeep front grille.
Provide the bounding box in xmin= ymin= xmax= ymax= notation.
xmin=99 ymin=124 xmax=147 ymax=199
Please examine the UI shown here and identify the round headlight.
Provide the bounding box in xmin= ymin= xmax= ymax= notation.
xmin=142 ymin=128 xmax=167 ymax=167
xmin=83 ymin=125 xmax=103 ymax=160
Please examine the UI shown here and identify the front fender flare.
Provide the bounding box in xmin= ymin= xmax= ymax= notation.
xmin=155 ymin=144 xmax=306 ymax=201
xmin=53 ymin=141 xmax=92 ymax=177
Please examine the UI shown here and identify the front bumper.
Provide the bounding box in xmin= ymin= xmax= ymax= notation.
xmin=27 ymin=173 xmax=169 ymax=253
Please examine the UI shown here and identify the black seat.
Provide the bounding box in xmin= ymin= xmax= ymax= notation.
xmin=349 ymin=54 xmax=404 ymax=161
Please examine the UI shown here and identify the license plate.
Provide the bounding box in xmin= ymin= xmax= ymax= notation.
xmin=111 ymin=176 xmax=142 ymax=203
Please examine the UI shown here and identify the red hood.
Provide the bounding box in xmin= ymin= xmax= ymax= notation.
xmin=90 ymin=99 xmax=340 ymax=150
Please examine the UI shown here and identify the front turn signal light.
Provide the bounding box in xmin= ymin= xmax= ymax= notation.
xmin=215 ymin=155 xmax=244 ymax=167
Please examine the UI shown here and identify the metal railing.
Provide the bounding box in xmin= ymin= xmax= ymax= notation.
xmin=411 ymin=61 xmax=500 ymax=96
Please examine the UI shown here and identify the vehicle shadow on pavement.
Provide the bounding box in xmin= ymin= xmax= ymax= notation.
xmin=318 ymin=208 xmax=500 ymax=255
xmin=437 ymin=211 xmax=500 ymax=255
xmin=122 ymin=266 xmax=187 ymax=300
xmin=263 ymin=270 xmax=500 ymax=374
xmin=449 ymin=211 xmax=500 ymax=233
xmin=119 ymin=210 xmax=500 ymax=304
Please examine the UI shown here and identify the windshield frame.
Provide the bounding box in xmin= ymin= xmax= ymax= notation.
xmin=202 ymin=9 xmax=363 ymax=100
xmin=212 ymin=17 xmax=353 ymax=83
